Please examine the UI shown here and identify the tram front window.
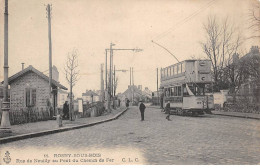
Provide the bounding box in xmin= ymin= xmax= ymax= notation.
xmin=186 ymin=84 xmax=205 ymax=96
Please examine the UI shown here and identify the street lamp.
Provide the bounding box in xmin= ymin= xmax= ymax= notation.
xmin=0 ymin=0 xmax=11 ymax=134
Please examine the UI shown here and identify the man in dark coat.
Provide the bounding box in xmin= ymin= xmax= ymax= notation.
xmin=165 ymin=101 xmax=171 ymax=121
xmin=63 ymin=101 xmax=69 ymax=120
xmin=139 ymin=101 xmax=146 ymax=121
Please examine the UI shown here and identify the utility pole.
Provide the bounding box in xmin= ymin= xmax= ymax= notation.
xmin=132 ymin=67 xmax=134 ymax=104
xmin=0 ymin=0 xmax=11 ymax=133
xmin=114 ymin=65 xmax=116 ymax=96
xmin=157 ymin=68 xmax=159 ymax=105
xmin=100 ymin=64 xmax=104 ymax=102
xmin=105 ymin=49 xmax=107 ymax=89
xmin=130 ymin=67 xmax=131 ymax=86
xmin=46 ymin=4 xmax=53 ymax=118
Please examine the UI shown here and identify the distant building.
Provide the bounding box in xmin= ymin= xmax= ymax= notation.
xmin=82 ymin=90 xmax=99 ymax=104
xmin=5 ymin=65 xmax=67 ymax=114
xmin=142 ymin=87 xmax=152 ymax=100
xmin=119 ymin=85 xmax=152 ymax=104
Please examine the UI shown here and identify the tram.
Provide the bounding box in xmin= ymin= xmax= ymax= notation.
xmin=160 ymin=59 xmax=214 ymax=116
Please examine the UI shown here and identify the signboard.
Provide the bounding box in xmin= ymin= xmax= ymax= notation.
xmin=78 ymin=99 xmax=83 ymax=113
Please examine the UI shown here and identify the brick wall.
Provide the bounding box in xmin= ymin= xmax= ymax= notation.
xmin=10 ymin=71 xmax=50 ymax=110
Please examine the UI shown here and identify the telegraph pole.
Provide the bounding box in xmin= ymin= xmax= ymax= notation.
xmin=100 ymin=64 xmax=104 ymax=102
xmin=105 ymin=49 xmax=107 ymax=89
xmin=132 ymin=67 xmax=134 ymax=104
xmin=46 ymin=4 xmax=53 ymax=117
xmin=130 ymin=67 xmax=132 ymax=85
xmin=0 ymin=0 xmax=11 ymax=133
xmin=114 ymin=65 xmax=116 ymax=96
xmin=157 ymin=68 xmax=159 ymax=105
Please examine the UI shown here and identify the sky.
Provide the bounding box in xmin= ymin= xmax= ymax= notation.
xmin=0 ymin=0 xmax=259 ymax=98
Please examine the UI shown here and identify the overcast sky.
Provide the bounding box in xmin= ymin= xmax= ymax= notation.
xmin=0 ymin=0 xmax=259 ymax=98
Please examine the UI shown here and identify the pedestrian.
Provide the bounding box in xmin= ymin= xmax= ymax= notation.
xmin=126 ymin=99 xmax=130 ymax=108
xmin=139 ymin=100 xmax=146 ymax=121
xmin=165 ymin=101 xmax=171 ymax=121
xmin=62 ymin=101 xmax=69 ymax=120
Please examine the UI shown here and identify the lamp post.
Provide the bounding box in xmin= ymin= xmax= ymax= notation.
xmin=0 ymin=0 xmax=11 ymax=134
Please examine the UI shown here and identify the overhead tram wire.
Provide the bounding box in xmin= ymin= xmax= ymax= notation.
xmin=153 ymin=0 xmax=217 ymax=41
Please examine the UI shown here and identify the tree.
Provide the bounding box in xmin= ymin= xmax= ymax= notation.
xmin=64 ymin=49 xmax=80 ymax=121
xmin=201 ymin=15 xmax=242 ymax=92
xmin=248 ymin=1 xmax=260 ymax=39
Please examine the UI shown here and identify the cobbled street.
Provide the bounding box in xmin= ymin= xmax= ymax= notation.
xmin=1 ymin=107 xmax=260 ymax=165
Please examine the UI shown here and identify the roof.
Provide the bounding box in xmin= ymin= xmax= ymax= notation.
xmin=82 ymin=90 xmax=99 ymax=96
xmin=4 ymin=65 xmax=68 ymax=90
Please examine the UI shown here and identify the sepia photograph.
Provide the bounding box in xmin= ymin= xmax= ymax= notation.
xmin=0 ymin=0 xmax=259 ymax=165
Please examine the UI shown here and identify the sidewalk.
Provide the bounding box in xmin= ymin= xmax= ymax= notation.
xmin=147 ymin=105 xmax=260 ymax=120
xmin=212 ymin=110 xmax=260 ymax=120
xmin=0 ymin=107 xmax=127 ymax=144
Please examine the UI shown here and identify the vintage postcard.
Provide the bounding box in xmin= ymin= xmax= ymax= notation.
xmin=0 ymin=0 xmax=260 ymax=165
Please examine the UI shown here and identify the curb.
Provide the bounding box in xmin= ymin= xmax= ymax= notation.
xmin=212 ymin=113 xmax=260 ymax=120
xmin=0 ymin=108 xmax=128 ymax=144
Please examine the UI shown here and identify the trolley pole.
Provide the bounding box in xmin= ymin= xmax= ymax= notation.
xmin=0 ymin=0 xmax=11 ymax=133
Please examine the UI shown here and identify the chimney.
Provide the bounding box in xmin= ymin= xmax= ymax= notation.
xmin=22 ymin=63 xmax=25 ymax=70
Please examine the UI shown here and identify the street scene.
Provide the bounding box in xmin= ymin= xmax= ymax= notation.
xmin=0 ymin=0 xmax=260 ymax=165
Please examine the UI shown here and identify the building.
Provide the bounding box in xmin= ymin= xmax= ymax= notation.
xmin=82 ymin=90 xmax=99 ymax=104
xmin=5 ymin=65 xmax=67 ymax=114
xmin=142 ymin=87 xmax=152 ymax=100
xmin=119 ymin=85 xmax=152 ymax=105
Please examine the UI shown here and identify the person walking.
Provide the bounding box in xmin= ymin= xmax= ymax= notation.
xmin=165 ymin=101 xmax=171 ymax=121
xmin=126 ymin=99 xmax=130 ymax=108
xmin=62 ymin=101 xmax=69 ymax=120
xmin=139 ymin=100 xmax=146 ymax=121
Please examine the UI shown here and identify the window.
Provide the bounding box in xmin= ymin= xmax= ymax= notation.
xmin=171 ymin=87 xmax=174 ymax=96
xmin=177 ymin=86 xmax=182 ymax=96
xmin=25 ymin=88 xmax=36 ymax=107
xmin=172 ymin=66 xmax=174 ymax=75
xmin=169 ymin=67 xmax=171 ymax=76
xmin=173 ymin=87 xmax=177 ymax=96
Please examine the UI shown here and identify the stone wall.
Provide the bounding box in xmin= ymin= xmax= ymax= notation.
xmin=10 ymin=71 xmax=50 ymax=110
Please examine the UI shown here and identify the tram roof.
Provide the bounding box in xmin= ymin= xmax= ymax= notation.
xmin=162 ymin=59 xmax=211 ymax=69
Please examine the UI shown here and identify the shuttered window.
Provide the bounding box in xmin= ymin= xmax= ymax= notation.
xmin=25 ymin=88 xmax=36 ymax=107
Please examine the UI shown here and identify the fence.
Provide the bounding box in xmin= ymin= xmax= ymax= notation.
xmin=0 ymin=107 xmax=50 ymax=125
xmin=81 ymin=101 xmax=105 ymax=118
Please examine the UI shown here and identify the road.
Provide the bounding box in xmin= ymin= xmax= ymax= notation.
xmin=1 ymin=107 xmax=260 ymax=165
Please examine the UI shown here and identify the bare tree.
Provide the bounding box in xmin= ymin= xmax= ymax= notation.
xmin=64 ymin=49 xmax=80 ymax=121
xmin=201 ymin=15 xmax=242 ymax=91
xmin=248 ymin=1 xmax=260 ymax=39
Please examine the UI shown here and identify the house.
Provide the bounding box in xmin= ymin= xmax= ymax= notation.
xmin=119 ymin=85 xmax=143 ymax=105
xmin=142 ymin=87 xmax=152 ymax=101
xmin=82 ymin=90 xmax=99 ymax=104
xmin=5 ymin=65 xmax=68 ymax=117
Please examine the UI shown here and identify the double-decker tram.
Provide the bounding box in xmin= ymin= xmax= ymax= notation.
xmin=160 ymin=59 xmax=214 ymax=116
